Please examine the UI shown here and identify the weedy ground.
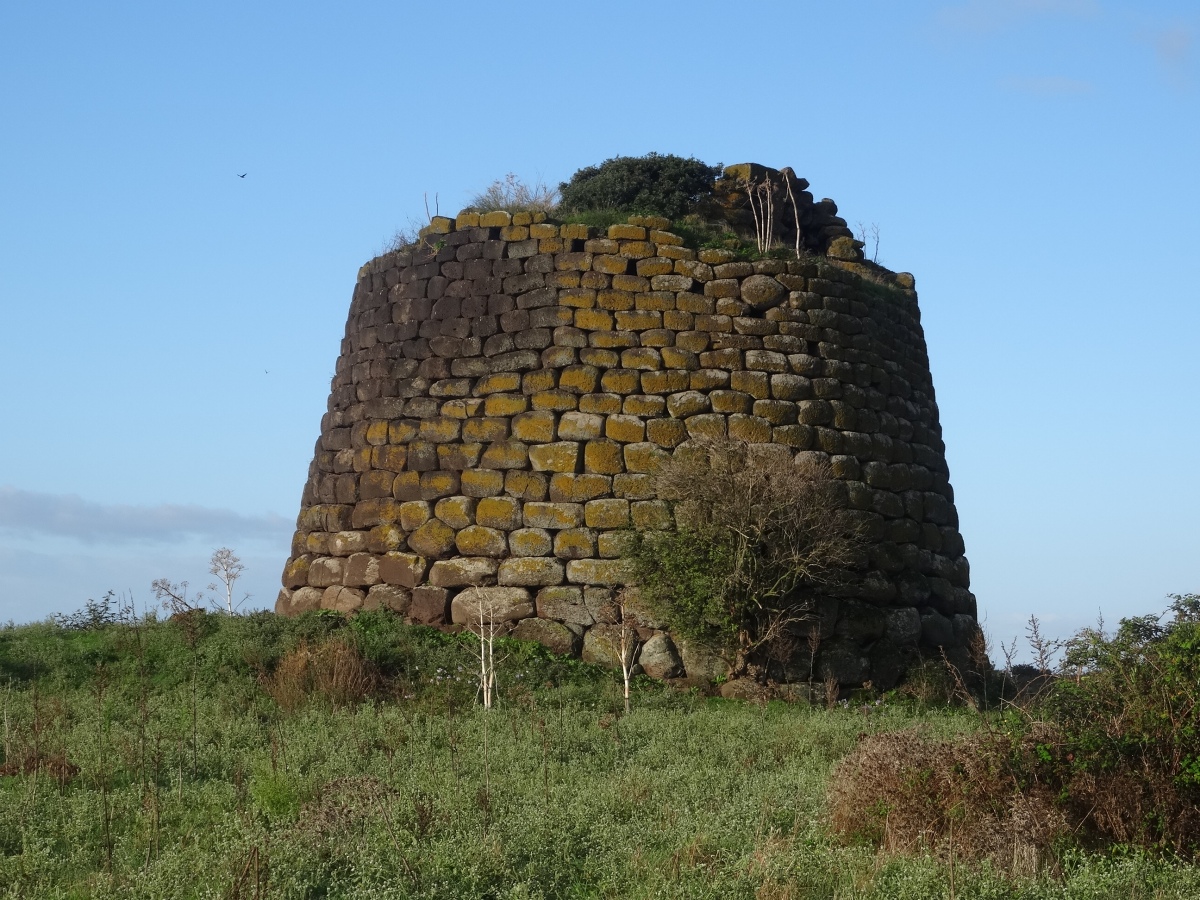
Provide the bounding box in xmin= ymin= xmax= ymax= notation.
xmin=1 ymin=607 xmax=1197 ymax=899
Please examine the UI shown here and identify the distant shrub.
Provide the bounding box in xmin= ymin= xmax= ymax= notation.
xmin=557 ymin=153 xmax=721 ymax=220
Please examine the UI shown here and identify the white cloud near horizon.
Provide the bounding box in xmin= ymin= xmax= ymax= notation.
xmin=937 ymin=0 xmax=1099 ymax=33
xmin=0 ymin=485 xmax=292 ymax=545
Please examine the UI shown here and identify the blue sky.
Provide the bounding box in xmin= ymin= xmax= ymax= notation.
xmin=1 ymin=0 xmax=1196 ymax=655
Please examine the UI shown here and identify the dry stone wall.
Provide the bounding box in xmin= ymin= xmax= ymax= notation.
xmin=277 ymin=192 xmax=976 ymax=688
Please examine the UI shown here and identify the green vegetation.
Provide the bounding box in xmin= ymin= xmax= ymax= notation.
xmin=627 ymin=438 xmax=862 ymax=678
xmin=557 ymin=153 xmax=722 ymax=221
xmin=1 ymin=601 xmax=1198 ymax=898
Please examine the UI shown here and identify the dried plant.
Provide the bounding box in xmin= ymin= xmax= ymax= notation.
xmin=467 ymin=173 xmax=558 ymax=214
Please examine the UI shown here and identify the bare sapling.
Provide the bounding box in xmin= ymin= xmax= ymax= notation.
xmin=209 ymin=547 xmax=247 ymax=614
xmin=784 ymin=175 xmax=802 ymax=259
xmin=615 ymin=591 xmax=640 ymax=715
xmin=470 ymin=588 xmax=502 ymax=710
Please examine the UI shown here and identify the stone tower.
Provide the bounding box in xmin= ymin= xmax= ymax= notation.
xmin=276 ymin=165 xmax=976 ymax=688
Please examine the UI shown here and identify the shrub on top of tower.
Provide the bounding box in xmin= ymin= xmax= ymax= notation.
xmin=557 ymin=152 xmax=722 ymax=221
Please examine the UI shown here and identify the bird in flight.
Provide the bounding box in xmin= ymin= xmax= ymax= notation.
xmin=237 ymin=173 xmax=247 ymax=178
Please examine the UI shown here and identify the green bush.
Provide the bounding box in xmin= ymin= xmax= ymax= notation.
xmin=557 ymin=153 xmax=721 ymax=220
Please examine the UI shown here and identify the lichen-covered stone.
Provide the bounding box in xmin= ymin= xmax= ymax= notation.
xmin=498 ymin=557 xmax=565 ymax=587
xmin=407 ymin=519 xmax=456 ymax=559
xmin=455 ymin=525 xmax=508 ymax=557
xmin=476 ymin=495 xmax=523 ymax=530
xmin=378 ymin=552 xmax=427 ymax=589
xmin=523 ymin=501 xmax=583 ymax=529
xmin=429 ymin=557 xmax=499 ymax=587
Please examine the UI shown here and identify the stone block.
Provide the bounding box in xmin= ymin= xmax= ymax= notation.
xmin=497 ymin=557 xmax=566 ymax=587
xmin=600 ymin=368 xmax=640 ymax=394
xmin=407 ymin=519 xmax=457 ymax=559
xmin=309 ymin=557 xmax=344 ymax=588
xmin=621 ymin=348 xmax=663 ymax=370
xmin=437 ymin=443 xmax=484 ymax=470
xmin=322 ymin=585 xmax=365 ymax=614
xmin=330 ymin=531 xmax=368 ymax=557
xmin=710 ymin=390 xmax=754 ymax=415
xmin=618 ymin=240 xmax=655 ymax=259
xmin=484 ymin=393 xmax=529 ymax=416
xmin=410 ymin=586 xmax=451 ymax=624
xmin=429 ymin=557 xmax=499 ymax=587
xmin=529 ymin=441 xmax=582 ymax=472
xmin=511 ymin=410 xmax=557 ymax=443
xmin=478 ymin=211 xmax=512 ymax=227
xmin=754 ymin=400 xmax=798 ymax=425
xmin=639 ymin=633 xmax=683 ymax=679
xmin=689 ymin=369 xmax=730 ymax=391
xmin=283 ymin=556 xmax=311 ymax=589
xmin=461 ymin=468 xmax=505 ymax=497
xmin=685 ymin=413 xmax=727 ymax=438
xmin=623 ymin=440 xmax=669 ymax=473
xmin=636 ymin=257 xmax=674 ymax=277
xmin=378 ymin=552 xmax=427 ymax=589
xmin=535 ymin=586 xmax=593 ymax=626
xmin=581 ymin=624 xmax=626 ymax=669
xmin=554 ymin=528 xmax=597 ymax=560
xmin=343 ymin=553 xmax=381 ymax=587
xmin=422 ymin=472 xmax=458 ymax=501
xmin=579 ymin=393 xmax=622 ymax=415
xmin=605 ymin=414 xmax=645 ymax=443
xmin=549 ymin=473 xmax=612 ymax=502
xmin=509 ymin=527 xmax=553 ymax=557
xmin=593 ymin=254 xmax=632 ymax=275
xmin=622 ymin=395 xmax=666 ymax=417
xmin=434 ymin=495 xmax=475 ymax=529
xmin=364 ymin=584 xmax=411 ymax=615
xmin=558 ymin=411 xmax=604 ymax=440
xmin=480 ymin=440 xmax=529 ymax=469
xmin=566 ymin=559 xmax=630 ymax=586
xmin=281 ymin=586 xmax=324 ymax=615
xmin=351 ymin=498 xmax=402 ymax=529
xmin=608 ymin=223 xmax=647 ymax=240
xmin=559 ymin=364 xmax=599 ymax=394
xmin=584 ymin=440 xmax=625 ymax=474
xmin=476 ymin=495 xmax=523 ymax=530
xmin=455 ymin=525 xmax=508 ymax=557
xmin=475 ymin=372 xmax=522 ymax=395
xmin=523 ymin=501 xmax=584 ymax=529
xmin=727 ymin=414 xmax=772 ymax=443
xmin=666 ymin=391 xmax=711 ymax=418
xmin=773 ymin=424 xmax=814 ymax=448
xmin=646 ymin=418 xmax=688 ymax=448
xmin=597 ymin=531 xmax=634 ymax=558
xmin=504 ymin=470 xmax=548 ymax=501
xmin=359 ymin=469 xmax=397 ymax=500
xmin=612 ymin=472 xmax=655 ymax=500
xmin=584 ymin=498 xmax=630 ymax=528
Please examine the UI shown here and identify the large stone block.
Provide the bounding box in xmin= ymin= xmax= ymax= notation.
xmin=378 ymin=552 xmax=427 ymax=589
xmin=410 ymin=586 xmax=451 ymax=624
xmin=497 ymin=557 xmax=565 ymax=587
xmin=455 ymin=525 xmax=508 ymax=557
xmin=407 ymin=519 xmax=457 ymax=559
xmin=566 ymin=558 xmax=631 ymax=586
xmin=523 ymin=501 xmax=583 ymax=529
xmin=529 ymin=441 xmax=582 ymax=472
xmin=429 ymin=557 xmax=499 ymax=587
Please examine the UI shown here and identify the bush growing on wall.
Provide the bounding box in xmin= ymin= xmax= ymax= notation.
xmin=557 ymin=152 xmax=722 ymax=220
xmin=626 ymin=438 xmax=862 ymax=678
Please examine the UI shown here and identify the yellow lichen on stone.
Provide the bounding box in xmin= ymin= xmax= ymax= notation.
xmin=608 ymin=223 xmax=647 ymax=240
xmin=478 ymin=211 xmax=513 ymax=227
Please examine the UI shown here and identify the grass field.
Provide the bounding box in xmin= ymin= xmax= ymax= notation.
xmin=1 ymin=606 xmax=1197 ymax=899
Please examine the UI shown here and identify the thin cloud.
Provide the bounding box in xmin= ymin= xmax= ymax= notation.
xmin=938 ymin=0 xmax=1099 ymax=33
xmin=1151 ymin=23 xmax=1193 ymax=88
xmin=0 ymin=485 xmax=291 ymax=545
xmin=1002 ymin=75 xmax=1095 ymax=94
